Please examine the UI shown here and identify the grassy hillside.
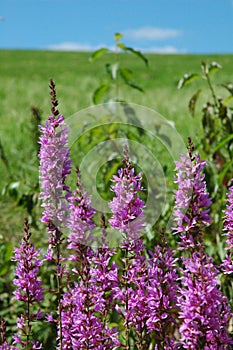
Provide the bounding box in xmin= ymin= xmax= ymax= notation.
xmin=0 ymin=50 xmax=232 ymax=240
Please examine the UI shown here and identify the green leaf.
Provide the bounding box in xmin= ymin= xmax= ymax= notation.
xmin=188 ymin=89 xmax=201 ymax=116
xmin=219 ymin=160 xmax=233 ymax=186
xmin=116 ymin=42 xmax=126 ymax=50
xmin=114 ymin=32 xmax=123 ymax=41
xmin=177 ymin=73 xmax=201 ymax=89
xmin=223 ymin=95 xmax=233 ymax=105
xmin=125 ymin=81 xmax=144 ymax=93
xmin=222 ymin=83 xmax=233 ymax=95
xmin=88 ymin=48 xmax=108 ymax=63
xmin=208 ymin=61 xmax=222 ymax=75
xmin=92 ymin=84 xmax=110 ymax=104
xmin=119 ymin=67 xmax=133 ymax=82
xmin=213 ymin=134 xmax=233 ymax=153
xmin=121 ymin=44 xmax=149 ymax=66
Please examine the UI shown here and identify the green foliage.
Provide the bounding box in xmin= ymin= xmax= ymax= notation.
xmin=89 ymin=33 xmax=148 ymax=104
xmin=178 ymin=60 xmax=233 ymax=275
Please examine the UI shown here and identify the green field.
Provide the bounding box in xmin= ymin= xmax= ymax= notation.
xmin=0 ymin=50 xmax=233 ymax=241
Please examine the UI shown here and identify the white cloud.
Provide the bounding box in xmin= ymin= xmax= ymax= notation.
xmin=141 ymin=45 xmax=186 ymax=54
xmin=124 ymin=26 xmax=182 ymax=41
xmin=47 ymin=42 xmax=103 ymax=52
xmin=46 ymin=42 xmax=185 ymax=54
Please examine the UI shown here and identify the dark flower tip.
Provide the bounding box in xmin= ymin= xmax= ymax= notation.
xmin=49 ymin=78 xmax=60 ymax=117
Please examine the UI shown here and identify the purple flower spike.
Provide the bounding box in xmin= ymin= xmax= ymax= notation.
xmin=12 ymin=219 xmax=43 ymax=349
xmin=146 ymin=245 xmax=178 ymax=336
xmin=109 ymin=147 xmax=145 ymax=239
xmin=61 ymin=253 xmax=120 ymax=349
xmin=67 ymin=167 xmax=96 ymax=248
xmin=178 ymin=251 xmax=232 ymax=349
xmin=38 ymin=113 xmax=72 ymax=228
xmin=173 ymin=139 xmax=212 ymax=248
xmin=12 ymin=221 xmax=43 ymax=304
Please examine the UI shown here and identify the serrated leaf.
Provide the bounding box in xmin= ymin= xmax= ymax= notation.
xmin=222 ymin=83 xmax=233 ymax=95
xmin=188 ymin=89 xmax=201 ymax=116
xmin=114 ymin=32 xmax=123 ymax=41
xmin=88 ymin=48 xmax=108 ymax=63
xmin=177 ymin=73 xmax=201 ymax=89
xmin=124 ymin=47 xmax=148 ymax=66
xmin=208 ymin=61 xmax=222 ymax=74
xmin=119 ymin=67 xmax=133 ymax=82
xmin=92 ymin=84 xmax=110 ymax=104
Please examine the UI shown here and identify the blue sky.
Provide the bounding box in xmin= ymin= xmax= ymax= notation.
xmin=1 ymin=0 xmax=233 ymax=53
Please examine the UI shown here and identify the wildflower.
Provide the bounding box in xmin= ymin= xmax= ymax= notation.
xmin=113 ymin=238 xmax=148 ymax=338
xmin=173 ymin=138 xmax=212 ymax=248
xmin=146 ymin=245 xmax=178 ymax=338
xmin=12 ymin=219 xmax=43 ymax=349
xmin=178 ymin=251 xmax=232 ymax=349
xmin=61 ymin=246 xmax=120 ymax=349
xmin=109 ymin=146 xmax=145 ymax=239
xmin=38 ymin=113 xmax=72 ymax=228
xmin=109 ymin=149 xmax=152 ymax=346
xmin=67 ymin=167 xmax=96 ymax=248
xmin=12 ymin=220 xmax=43 ymax=304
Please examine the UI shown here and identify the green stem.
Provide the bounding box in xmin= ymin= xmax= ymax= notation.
xmin=205 ymin=70 xmax=219 ymax=110
xmin=114 ymin=39 xmax=120 ymax=100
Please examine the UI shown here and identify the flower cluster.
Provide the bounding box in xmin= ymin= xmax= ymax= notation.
xmin=146 ymin=245 xmax=178 ymax=337
xmin=178 ymin=251 xmax=232 ymax=349
xmin=67 ymin=167 xmax=96 ymax=249
xmin=61 ymin=246 xmax=120 ymax=349
xmin=12 ymin=219 xmax=43 ymax=349
xmin=109 ymin=148 xmax=145 ymax=239
xmin=173 ymin=141 xmax=212 ymax=249
xmin=12 ymin=220 xmax=43 ymax=304
xmin=38 ymin=114 xmax=72 ymax=228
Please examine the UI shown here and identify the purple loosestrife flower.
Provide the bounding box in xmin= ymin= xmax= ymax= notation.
xmin=12 ymin=219 xmax=43 ymax=349
xmin=109 ymin=148 xmax=145 ymax=240
xmin=109 ymin=148 xmax=149 ymax=347
xmin=38 ymin=113 xmax=72 ymax=228
xmin=113 ymin=239 xmax=148 ymax=335
xmin=173 ymin=138 xmax=212 ymax=249
xmin=222 ymin=184 xmax=233 ymax=274
xmin=146 ymin=245 xmax=178 ymax=344
xmin=12 ymin=220 xmax=43 ymax=304
xmin=67 ymin=167 xmax=96 ymax=248
xmin=61 ymin=284 xmax=120 ymax=349
xmin=61 ymin=245 xmax=120 ymax=349
xmin=178 ymin=251 xmax=232 ymax=349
